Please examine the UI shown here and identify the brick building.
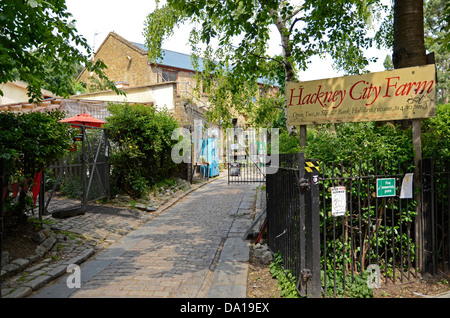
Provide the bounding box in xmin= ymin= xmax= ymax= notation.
xmin=75 ymin=32 xmax=278 ymax=167
xmin=76 ymin=31 xmax=209 ymax=128
xmin=76 ymin=32 xmax=222 ymax=166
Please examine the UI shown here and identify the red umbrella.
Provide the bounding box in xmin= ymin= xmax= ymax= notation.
xmin=59 ymin=112 xmax=106 ymax=128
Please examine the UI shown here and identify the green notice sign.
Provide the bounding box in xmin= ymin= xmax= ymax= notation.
xmin=377 ymin=178 xmax=396 ymax=198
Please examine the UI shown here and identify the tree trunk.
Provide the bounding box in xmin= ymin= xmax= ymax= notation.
xmin=270 ymin=6 xmax=304 ymax=142
xmin=393 ymin=0 xmax=427 ymax=69
xmin=393 ymin=0 xmax=427 ymax=274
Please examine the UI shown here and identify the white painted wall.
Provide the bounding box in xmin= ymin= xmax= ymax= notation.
xmin=0 ymin=82 xmax=33 ymax=105
xmin=71 ymin=83 xmax=175 ymax=110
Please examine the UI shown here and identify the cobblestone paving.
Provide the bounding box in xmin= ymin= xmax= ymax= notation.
xmin=21 ymin=175 xmax=257 ymax=298
xmin=1 ymin=202 xmax=156 ymax=298
xmin=69 ymin=178 xmax=255 ymax=298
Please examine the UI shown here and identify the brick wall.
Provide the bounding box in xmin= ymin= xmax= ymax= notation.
xmin=78 ymin=33 xmax=155 ymax=87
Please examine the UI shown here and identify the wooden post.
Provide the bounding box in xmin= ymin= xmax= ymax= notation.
xmin=412 ymin=118 xmax=424 ymax=271
xmin=300 ymin=125 xmax=307 ymax=149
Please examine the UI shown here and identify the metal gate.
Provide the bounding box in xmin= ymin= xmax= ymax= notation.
xmin=228 ymin=161 xmax=267 ymax=184
xmin=266 ymin=153 xmax=321 ymax=297
xmin=226 ymin=127 xmax=267 ymax=184
xmin=41 ymin=124 xmax=110 ymax=216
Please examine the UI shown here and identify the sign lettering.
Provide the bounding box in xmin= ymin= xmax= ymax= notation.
xmin=286 ymin=65 xmax=436 ymax=125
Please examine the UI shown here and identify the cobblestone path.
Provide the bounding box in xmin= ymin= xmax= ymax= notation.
xmin=32 ymin=177 xmax=256 ymax=298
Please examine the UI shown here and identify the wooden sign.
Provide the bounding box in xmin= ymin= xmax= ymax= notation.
xmin=286 ymin=65 xmax=436 ymax=125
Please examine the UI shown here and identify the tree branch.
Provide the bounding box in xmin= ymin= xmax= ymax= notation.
xmin=246 ymin=49 xmax=287 ymax=66
xmin=289 ymin=17 xmax=301 ymax=34
xmin=285 ymin=6 xmax=302 ymax=21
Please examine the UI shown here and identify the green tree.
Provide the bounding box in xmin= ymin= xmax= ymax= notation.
xmin=143 ymin=0 xmax=390 ymax=129
xmin=0 ymin=110 xmax=76 ymax=227
xmin=0 ymin=0 xmax=121 ymax=101
xmin=383 ymin=54 xmax=394 ymax=70
xmin=424 ymin=0 xmax=449 ymax=103
xmin=104 ymin=103 xmax=180 ymax=198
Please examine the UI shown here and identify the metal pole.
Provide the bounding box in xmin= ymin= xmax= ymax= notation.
xmin=81 ymin=126 xmax=87 ymax=206
xmin=0 ymin=158 xmax=4 ymax=298
xmin=39 ymin=170 xmax=45 ymax=220
xmin=305 ymin=161 xmax=321 ymax=298
xmin=297 ymin=153 xmax=306 ymax=296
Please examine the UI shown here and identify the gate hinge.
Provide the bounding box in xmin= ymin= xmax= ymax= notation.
xmin=298 ymin=177 xmax=310 ymax=191
xmin=301 ymin=268 xmax=312 ymax=282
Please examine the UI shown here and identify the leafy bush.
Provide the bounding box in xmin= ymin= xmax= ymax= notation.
xmin=269 ymin=253 xmax=302 ymax=298
xmin=322 ymin=268 xmax=373 ymax=298
xmin=0 ymin=110 xmax=76 ymax=227
xmin=422 ymin=103 xmax=450 ymax=159
xmin=304 ymin=122 xmax=414 ymax=164
xmin=104 ymin=103 xmax=180 ymax=198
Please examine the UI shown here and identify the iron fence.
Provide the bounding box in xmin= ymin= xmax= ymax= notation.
xmin=419 ymin=158 xmax=450 ymax=277
xmin=266 ymin=153 xmax=304 ymax=285
xmin=319 ymin=159 xmax=417 ymax=297
xmin=266 ymin=153 xmax=321 ymax=297
xmin=265 ymin=153 xmax=449 ymax=298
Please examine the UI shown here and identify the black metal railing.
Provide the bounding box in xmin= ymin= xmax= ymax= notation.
xmin=265 ymin=153 xmax=449 ymax=298
xmin=266 ymin=153 xmax=303 ymax=282
xmin=266 ymin=153 xmax=321 ymax=297
xmin=420 ymin=158 xmax=450 ymax=276
xmin=319 ymin=159 xmax=418 ymax=297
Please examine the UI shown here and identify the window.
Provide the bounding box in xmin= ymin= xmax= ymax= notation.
xmin=162 ymin=70 xmax=177 ymax=82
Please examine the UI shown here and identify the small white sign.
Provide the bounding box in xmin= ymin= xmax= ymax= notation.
xmin=331 ymin=186 xmax=346 ymax=217
xmin=400 ymin=173 xmax=414 ymax=199
xmin=230 ymin=143 xmax=239 ymax=150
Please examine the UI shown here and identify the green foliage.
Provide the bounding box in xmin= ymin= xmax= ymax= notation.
xmin=424 ymin=0 xmax=449 ymax=103
xmin=322 ymin=268 xmax=373 ymax=298
xmin=304 ymin=122 xmax=414 ymax=164
xmin=104 ymin=103 xmax=180 ymax=198
xmin=143 ymin=0 xmax=389 ymax=127
xmin=0 ymin=110 xmax=76 ymax=179
xmin=0 ymin=110 xmax=76 ymax=227
xmin=278 ymin=130 xmax=302 ymax=154
xmin=269 ymin=253 xmax=301 ymax=298
xmin=0 ymin=0 xmax=122 ymax=101
xmin=422 ymin=103 xmax=450 ymax=158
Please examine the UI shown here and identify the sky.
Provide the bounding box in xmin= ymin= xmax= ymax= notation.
xmin=65 ymin=0 xmax=391 ymax=82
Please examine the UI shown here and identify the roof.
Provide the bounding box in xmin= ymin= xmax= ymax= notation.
xmin=0 ymin=98 xmax=63 ymax=113
xmin=0 ymin=98 xmax=111 ymax=121
xmin=91 ymin=32 xmax=278 ymax=87
xmin=2 ymin=80 xmax=58 ymax=99
xmin=131 ymin=41 xmax=276 ymax=86
xmin=130 ymin=41 xmax=203 ymax=72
